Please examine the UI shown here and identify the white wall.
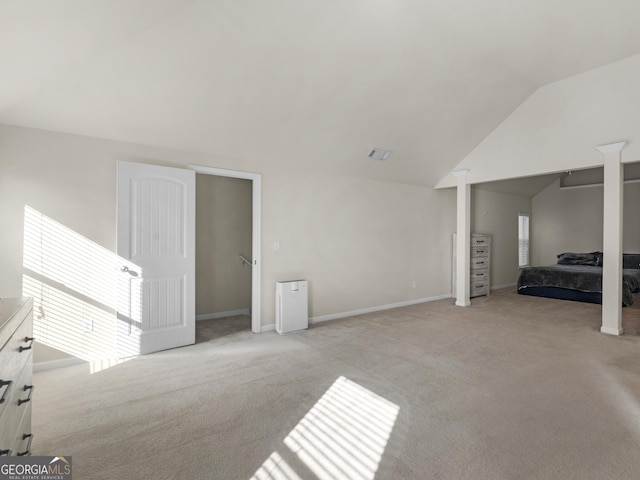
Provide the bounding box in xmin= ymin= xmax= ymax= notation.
xmin=0 ymin=124 xmax=457 ymax=363
xmin=471 ymin=188 xmax=531 ymax=287
xmin=265 ymin=171 xmax=457 ymax=316
xmin=196 ymin=174 xmax=252 ymax=317
xmin=436 ymin=53 xmax=640 ymax=189
xmin=531 ymin=178 xmax=640 ymax=266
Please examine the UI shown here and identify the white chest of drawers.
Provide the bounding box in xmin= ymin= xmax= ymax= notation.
xmin=452 ymin=233 xmax=491 ymax=299
xmin=0 ymin=297 xmax=34 ymax=457
xmin=469 ymin=234 xmax=491 ymax=297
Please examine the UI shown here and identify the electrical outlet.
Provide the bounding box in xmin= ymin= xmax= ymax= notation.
xmin=83 ymin=319 xmax=93 ymax=332
xmin=412 ymin=280 xmax=417 ymax=288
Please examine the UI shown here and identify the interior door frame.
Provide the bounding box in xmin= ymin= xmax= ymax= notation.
xmin=190 ymin=164 xmax=261 ymax=333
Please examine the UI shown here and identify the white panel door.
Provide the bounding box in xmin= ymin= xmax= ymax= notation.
xmin=116 ymin=161 xmax=195 ymax=356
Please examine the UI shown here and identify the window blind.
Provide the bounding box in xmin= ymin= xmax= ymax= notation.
xmin=518 ymin=213 xmax=530 ymax=267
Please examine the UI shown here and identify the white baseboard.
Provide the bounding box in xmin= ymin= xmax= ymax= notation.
xmin=600 ymin=326 xmax=623 ymax=336
xmin=260 ymin=324 xmax=276 ymax=333
xmin=491 ymin=283 xmax=516 ymax=291
xmin=34 ymin=356 xmax=87 ymax=373
xmin=196 ymin=309 xmax=250 ymax=321
xmin=309 ymin=294 xmax=452 ymax=324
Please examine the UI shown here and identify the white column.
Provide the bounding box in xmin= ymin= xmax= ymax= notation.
xmin=453 ymin=169 xmax=471 ymax=307
xmin=597 ymin=141 xmax=626 ymax=335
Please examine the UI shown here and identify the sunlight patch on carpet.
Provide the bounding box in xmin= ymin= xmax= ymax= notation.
xmin=251 ymin=451 xmax=302 ymax=480
xmin=252 ymin=376 xmax=399 ymax=480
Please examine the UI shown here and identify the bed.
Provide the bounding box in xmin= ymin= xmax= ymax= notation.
xmin=517 ymin=252 xmax=640 ymax=306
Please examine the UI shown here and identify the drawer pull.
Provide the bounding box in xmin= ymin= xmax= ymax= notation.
xmin=19 ymin=337 xmax=34 ymax=353
xmin=0 ymin=380 xmax=12 ymax=404
xmin=17 ymin=433 xmax=33 ymax=456
xmin=18 ymin=385 xmax=34 ymax=406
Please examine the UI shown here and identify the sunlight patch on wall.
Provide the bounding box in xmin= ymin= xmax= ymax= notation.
xmin=23 ymin=274 xmax=116 ymax=360
xmin=23 ymin=205 xmax=118 ymax=309
xmin=22 ymin=205 xmax=142 ymax=371
xmin=251 ymin=376 xmax=399 ymax=480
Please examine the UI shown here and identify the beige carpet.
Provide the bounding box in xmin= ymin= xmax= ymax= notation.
xmin=32 ymin=289 xmax=640 ymax=479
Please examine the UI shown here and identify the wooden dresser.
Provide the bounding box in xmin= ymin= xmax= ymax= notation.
xmin=452 ymin=233 xmax=491 ymax=299
xmin=469 ymin=234 xmax=491 ymax=297
xmin=0 ymin=297 xmax=34 ymax=457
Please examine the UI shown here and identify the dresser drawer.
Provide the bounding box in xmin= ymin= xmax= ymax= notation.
xmin=471 ymin=236 xmax=490 ymax=247
xmin=0 ymin=360 xmax=33 ymax=452
xmin=470 ymin=269 xmax=489 ymax=282
xmin=0 ymin=314 xmax=33 ymax=387
xmin=0 ymin=299 xmax=32 ymax=350
xmin=0 ymin=407 xmax=32 ymax=456
xmin=471 ymin=257 xmax=489 ymax=269
xmin=471 ymin=280 xmax=490 ymax=297
xmin=471 ymin=246 xmax=489 ymax=257
xmin=0 ymin=357 xmax=33 ymax=421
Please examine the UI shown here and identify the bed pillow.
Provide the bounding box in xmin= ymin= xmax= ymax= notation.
xmin=556 ymin=252 xmax=602 ymax=266
xmin=623 ymin=254 xmax=640 ymax=269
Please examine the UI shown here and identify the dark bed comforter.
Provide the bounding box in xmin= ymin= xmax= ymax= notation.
xmin=517 ymin=264 xmax=640 ymax=306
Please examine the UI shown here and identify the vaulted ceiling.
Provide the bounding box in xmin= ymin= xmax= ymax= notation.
xmin=2 ymin=0 xmax=640 ymax=186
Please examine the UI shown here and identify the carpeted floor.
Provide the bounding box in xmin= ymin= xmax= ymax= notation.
xmin=32 ymin=289 xmax=640 ymax=479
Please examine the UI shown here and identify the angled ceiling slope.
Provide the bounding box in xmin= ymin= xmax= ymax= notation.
xmin=437 ymin=53 xmax=640 ymax=190
xmin=2 ymin=0 xmax=640 ymax=186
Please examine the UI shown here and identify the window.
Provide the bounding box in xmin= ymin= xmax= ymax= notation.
xmin=518 ymin=213 xmax=530 ymax=267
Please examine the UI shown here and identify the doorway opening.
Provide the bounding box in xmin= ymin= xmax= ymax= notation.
xmin=190 ymin=165 xmax=261 ymax=334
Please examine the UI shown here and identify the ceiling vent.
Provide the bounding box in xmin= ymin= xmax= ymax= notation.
xmin=368 ymin=148 xmax=391 ymax=160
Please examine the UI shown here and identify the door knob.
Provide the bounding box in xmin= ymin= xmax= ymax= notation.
xmin=120 ymin=266 xmax=139 ymax=277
